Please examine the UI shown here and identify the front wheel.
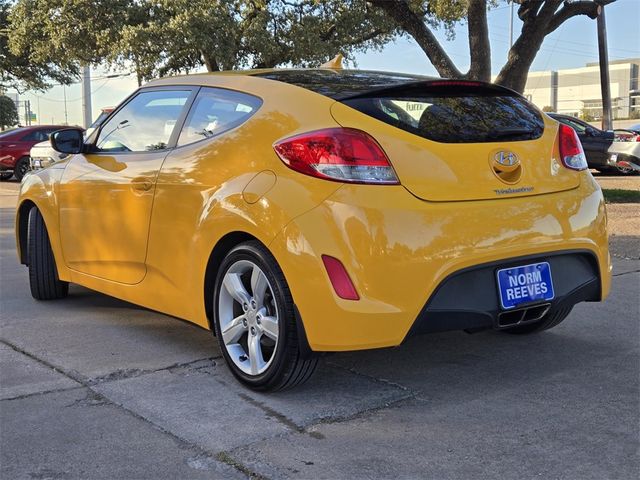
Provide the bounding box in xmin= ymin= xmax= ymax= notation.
xmin=213 ymin=241 xmax=317 ymax=391
xmin=27 ymin=208 xmax=69 ymax=300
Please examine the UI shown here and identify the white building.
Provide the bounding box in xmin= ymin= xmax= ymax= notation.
xmin=523 ymin=58 xmax=639 ymax=120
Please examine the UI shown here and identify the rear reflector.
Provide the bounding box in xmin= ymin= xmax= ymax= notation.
xmin=558 ymin=123 xmax=588 ymax=171
xmin=321 ymin=255 xmax=359 ymax=300
xmin=273 ymin=128 xmax=399 ymax=184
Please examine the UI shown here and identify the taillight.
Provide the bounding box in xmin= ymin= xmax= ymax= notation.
xmin=558 ymin=124 xmax=588 ymax=171
xmin=273 ymin=128 xmax=399 ymax=184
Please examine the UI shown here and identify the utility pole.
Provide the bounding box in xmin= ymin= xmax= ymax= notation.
xmin=81 ymin=65 xmax=92 ymax=128
xmin=63 ymin=85 xmax=68 ymax=125
xmin=509 ymin=0 xmax=514 ymax=49
xmin=597 ymin=2 xmax=612 ymax=130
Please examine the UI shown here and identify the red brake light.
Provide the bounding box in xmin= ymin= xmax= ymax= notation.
xmin=273 ymin=128 xmax=399 ymax=184
xmin=558 ymin=124 xmax=588 ymax=171
xmin=321 ymin=255 xmax=359 ymax=300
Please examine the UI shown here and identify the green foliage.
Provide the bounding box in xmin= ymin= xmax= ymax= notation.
xmin=5 ymin=0 xmax=397 ymax=86
xmin=3 ymin=0 xmax=604 ymax=94
xmin=0 ymin=95 xmax=19 ymax=129
xmin=0 ymin=1 xmax=79 ymax=91
xmin=602 ymin=189 xmax=640 ymax=204
xmin=542 ymin=106 xmax=554 ymax=112
xmin=110 ymin=0 xmax=397 ymax=81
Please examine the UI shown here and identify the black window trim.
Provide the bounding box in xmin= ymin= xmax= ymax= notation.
xmin=172 ymin=85 xmax=264 ymax=151
xmin=85 ymin=85 xmax=199 ymax=155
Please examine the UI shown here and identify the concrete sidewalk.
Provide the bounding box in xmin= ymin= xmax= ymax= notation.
xmin=1 ymin=181 xmax=638 ymax=479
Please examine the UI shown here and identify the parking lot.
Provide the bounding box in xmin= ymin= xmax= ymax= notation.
xmin=1 ymin=177 xmax=638 ymax=479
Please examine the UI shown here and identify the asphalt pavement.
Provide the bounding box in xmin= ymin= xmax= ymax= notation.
xmin=1 ymin=179 xmax=638 ymax=480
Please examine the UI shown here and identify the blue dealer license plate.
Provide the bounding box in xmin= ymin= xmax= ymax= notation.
xmin=497 ymin=262 xmax=555 ymax=310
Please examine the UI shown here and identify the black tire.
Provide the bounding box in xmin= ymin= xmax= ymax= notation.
xmin=14 ymin=156 xmax=30 ymax=181
xmin=0 ymin=171 xmax=12 ymax=181
xmin=27 ymin=208 xmax=69 ymax=300
xmin=501 ymin=305 xmax=573 ymax=335
xmin=213 ymin=241 xmax=317 ymax=391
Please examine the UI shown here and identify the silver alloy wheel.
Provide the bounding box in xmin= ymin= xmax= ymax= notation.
xmin=218 ymin=259 xmax=280 ymax=376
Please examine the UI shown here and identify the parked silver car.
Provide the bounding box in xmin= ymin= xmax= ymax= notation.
xmin=28 ymin=107 xmax=114 ymax=172
xmin=29 ymin=140 xmax=69 ymax=170
xmin=610 ymin=124 xmax=640 ymax=174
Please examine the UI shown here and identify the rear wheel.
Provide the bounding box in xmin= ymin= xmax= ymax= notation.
xmin=0 ymin=172 xmax=12 ymax=181
xmin=213 ymin=241 xmax=317 ymax=391
xmin=501 ymin=306 xmax=572 ymax=334
xmin=14 ymin=156 xmax=30 ymax=181
xmin=27 ymin=208 xmax=69 ymax=300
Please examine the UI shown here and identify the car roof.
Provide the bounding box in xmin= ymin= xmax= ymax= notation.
xmin=144 ymin=68 xmax=521 ymax=101
xmin=250 ymin=69 xmax=436 ymax=99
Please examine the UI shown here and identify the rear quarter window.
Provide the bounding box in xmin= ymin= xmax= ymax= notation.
xmin=177 ymin=87 xmax=262 ymax=147
xmin=343 ymin=92 xmax=544 ymax=143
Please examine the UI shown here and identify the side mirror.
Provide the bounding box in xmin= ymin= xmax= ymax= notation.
xmin=50 ymin=128 xmax=84 ymax=154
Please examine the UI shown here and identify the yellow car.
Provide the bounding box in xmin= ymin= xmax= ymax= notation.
xmin=16 ymin=69 xmax=611 ymax=391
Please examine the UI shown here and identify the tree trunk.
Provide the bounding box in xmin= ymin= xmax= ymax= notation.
xmin=495 ymin=0 xmax=571 ymax=92
xmin=369 ymin=0 xmax=462 ymax=78
xmin=201 ymin=51 xmax=219 ymax=72
xmin=494 ymin=26 xmax=547 ymax=92
xmin=466 ymin=0 xmax=491 ymax=81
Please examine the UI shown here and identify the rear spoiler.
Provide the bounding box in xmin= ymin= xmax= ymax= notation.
xmin=335 ymin=79 xmax=522 ymax=101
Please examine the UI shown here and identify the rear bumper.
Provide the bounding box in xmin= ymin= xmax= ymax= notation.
xmin=269 ymin=173 xmax=611 ymax=352
xmin=406 ymin=250 xmax=600 ymax=337
xmin=609 ymin=141 xmax=640 ymax=159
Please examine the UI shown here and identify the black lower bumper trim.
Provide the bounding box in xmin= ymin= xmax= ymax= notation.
xmin=405 ymin=250 xmax=601 ymax=339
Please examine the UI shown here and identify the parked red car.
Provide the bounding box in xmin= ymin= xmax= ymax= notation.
xmin=0 ymin=125 xmax=68 ymax=181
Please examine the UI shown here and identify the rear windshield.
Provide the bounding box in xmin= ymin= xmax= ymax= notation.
xmin=255 ymin=70 xmax=544 ymax=143
xmin=343 ymin=92 xmax=544 ymax=143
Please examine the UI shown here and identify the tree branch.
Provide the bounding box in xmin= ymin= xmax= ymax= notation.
xmin=369 ymin=0 xmax=462 ymax=78
xmin=546 ymin=0 xmax=601 ymax=34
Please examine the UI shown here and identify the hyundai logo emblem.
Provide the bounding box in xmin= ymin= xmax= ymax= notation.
xmin=494 ymin=151 xmax=519 ymax=167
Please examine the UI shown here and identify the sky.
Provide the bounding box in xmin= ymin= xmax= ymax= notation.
xmin=15 ymin=0 xmax=640 ymax=126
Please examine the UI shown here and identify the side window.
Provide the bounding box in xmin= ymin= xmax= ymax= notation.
xmin=22 ymin=129 xmax=48 ymax=142
xmin=177 ymin=87 xmax=262 ymax=146
xmin=96 ymin=90 xmax=191 ymax=153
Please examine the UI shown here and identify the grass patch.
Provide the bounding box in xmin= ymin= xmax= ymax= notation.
xmin=602 ymin=189 xmax=640 ymax=204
